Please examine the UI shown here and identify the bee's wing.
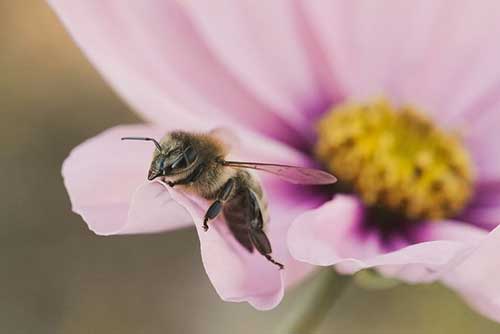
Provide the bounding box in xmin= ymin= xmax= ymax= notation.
xmin=221 ymin=160 xmax=337 ymax=185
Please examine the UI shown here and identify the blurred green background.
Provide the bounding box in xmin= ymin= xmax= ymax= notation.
xmin=1 ymin=2 xmax=500 ymax=333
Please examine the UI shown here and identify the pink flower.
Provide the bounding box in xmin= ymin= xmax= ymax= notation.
xmin=50 ymin=0 xmax=500 ymax=319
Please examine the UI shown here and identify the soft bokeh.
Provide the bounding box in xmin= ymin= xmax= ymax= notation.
xmin=2 ymin=1 xmax=500 ymax=333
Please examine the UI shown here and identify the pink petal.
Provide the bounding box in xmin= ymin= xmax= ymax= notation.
xmin=466 ymin=130 xmax=500 ymax=183
xmin=175 ymin=191 xmax=283 ymax=310
xmin=126 ymin=182 xmax=192 ymax=234
xmin=441 ymin=224 xmax=500 ymax=322
xmin=287 ymin=195 xmax=370 ymax=268
xmin=461 ymin=182 xmax=500 ymax=230
xmin=300 ymin=1 xmax=439 ymax=102
xmin=470 ymin=182 xmax=500 ymax=208
xmin=422 ymin=220 xmax=487 ymax=243
xmin=378 ymin=220 xmax=486 ymax=283
xmin=288 ymin=195 xmax=487 ymax=283
xmin=180 ymin=0 xmax=332 ymax=136
xmin=462 ymin=207 xmax=500 ymax=230
xmin=300 ymin=1 xmax=500 ymax=127
xmin=62 ymin=125 xmax=193 ymax=235
xmin=301 ymin=0 xmax=500 ymax=183
xmin=168 ymin=179 xmax=315 ymax=310
xmin=47 ymin=0 xmax=307 ymax=147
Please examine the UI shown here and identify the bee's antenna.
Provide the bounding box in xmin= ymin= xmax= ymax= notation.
xmin=121 ymin=137 xmax=162 ymax=151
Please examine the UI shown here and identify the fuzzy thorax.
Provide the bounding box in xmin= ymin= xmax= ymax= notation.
xmin=315 ymin=99 xmax=474 ymax=220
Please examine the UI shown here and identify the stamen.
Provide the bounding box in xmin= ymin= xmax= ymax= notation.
xmin=315 ymin=99 xmax=474 ymax=220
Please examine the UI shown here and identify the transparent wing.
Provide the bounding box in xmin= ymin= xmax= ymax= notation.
xmin=221 ymin=160 xmax=337 ymax=185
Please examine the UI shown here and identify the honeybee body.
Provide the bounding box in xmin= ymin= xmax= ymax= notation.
xmin=148 ymin=131 xmax=279 ymax=268
xmin=122 ymin=130 xmax=337 ymax=270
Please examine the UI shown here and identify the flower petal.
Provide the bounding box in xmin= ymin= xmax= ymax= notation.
xmin=300 ymin=0 xmax=440 ymax=102
xmin=125 ymin=182 xmax=192 ymax=234
xmin=378 ymin=220 xmax=486 ymax=283
xmin=300 ymin=0 xmax=500 ymax=128
xmin=48 ymin=0 xmax=307 ymax=148
xmin=461 ymin=182 xmax=500 ymax=230
xmin=287 ymin=195 xmax=369 ymax=269
xmin=462 ymin=207 xmax=500 ymax=231
xmin=441 ymin=224 xmax=500 ymax=322
xmin=180 ymin=0 xmax=334 ymax=135
xmin=62 ymin=125 xmax=193 ymax=235
xmin=467 ymin=130 xmax=500 ymax=183
xmin=168 ymin=179 xmax=315 ymax=310
xmin=288 ymin=195 xmax=487 ymax=283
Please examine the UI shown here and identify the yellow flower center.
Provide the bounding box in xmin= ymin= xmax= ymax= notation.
xmin=315 ymin=99 xmax=474 ymax=220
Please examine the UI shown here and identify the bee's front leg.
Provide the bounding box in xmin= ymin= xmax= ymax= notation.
xmin=203 ymin=200 xmax=223 ymax=231
xmin=202 ymin=178 xmax=235 ymax=231
xmin=166 ymin=164 xmax=205 ymax=188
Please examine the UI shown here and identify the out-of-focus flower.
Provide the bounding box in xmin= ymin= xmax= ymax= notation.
xmin=50 ymin=0 xmax=500 ymax=319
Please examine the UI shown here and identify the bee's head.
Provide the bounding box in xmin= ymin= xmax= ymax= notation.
xmin=121 ymin=135 xmax=198 ymax=181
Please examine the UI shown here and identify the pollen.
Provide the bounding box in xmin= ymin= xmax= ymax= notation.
xmin=315 ymin=98 xmax=474 ymax=220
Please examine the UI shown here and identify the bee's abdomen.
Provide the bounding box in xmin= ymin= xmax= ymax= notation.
xmin=225 ymin=170 xmax=268 ymax=221
xmin=223 ymin=188 xmax=255 ymax=252
xmin=242 ymin=171 xmax=269 ymax=225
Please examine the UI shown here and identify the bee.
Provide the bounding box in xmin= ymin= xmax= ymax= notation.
xmin=122 ymin=130 xmax=337 ymax=269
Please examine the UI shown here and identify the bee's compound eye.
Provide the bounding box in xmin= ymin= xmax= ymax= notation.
xmin=158 ymin=157 xmax=166 ymax=170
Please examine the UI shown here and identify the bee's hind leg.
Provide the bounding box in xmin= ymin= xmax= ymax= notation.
xmin=247 ymin=190 xmax=284 ymax=270
xmin=202 ymin=178 xmax=235 ymax=231
xmin=249 ymin=229 xmax=285 ymax=270
xmin=265 ymin=254 xmax=285 ymax=270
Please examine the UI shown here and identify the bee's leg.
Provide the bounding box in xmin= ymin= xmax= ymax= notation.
xmin=249 ymin=228 xmax=284 ymax=270
xmin=202 ymin=178 xmax=235 ymax=231
xmin=167 ymin=164 xmax=205 ymax=187
xmin=247 ymin=190 xmax=284 ymax=270
xmin=202 ymin=201 xmax=223 ymax=231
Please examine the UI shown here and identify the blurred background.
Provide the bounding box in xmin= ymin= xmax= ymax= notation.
xmin=2 ymin=2 xmax=500 ymax=333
